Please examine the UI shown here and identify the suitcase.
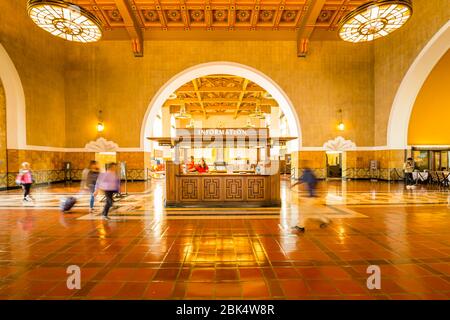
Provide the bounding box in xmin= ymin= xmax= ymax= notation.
xmin=60 ymin=196 xmax=77 ymax=212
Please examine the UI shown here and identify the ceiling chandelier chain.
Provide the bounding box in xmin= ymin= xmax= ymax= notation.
xmin=338 ymin=0 xmax=413 ymax=43
xmin=27 ymin=0 xmax=102 ymax=43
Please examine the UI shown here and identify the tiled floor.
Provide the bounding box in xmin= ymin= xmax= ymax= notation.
xmin=0 ymin=180 xmax=449 ymax=300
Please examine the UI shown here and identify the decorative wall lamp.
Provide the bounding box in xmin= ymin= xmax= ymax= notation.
xmin=97 ymin=110 xmax=105 ymax=133
xmin=337 ymin=109 xmax=345 ymax=131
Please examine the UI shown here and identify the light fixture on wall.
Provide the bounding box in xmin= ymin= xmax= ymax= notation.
xmin=338 ymin=0 xmax=412 ymax=43
xmin=97 ymin=110 xmax=104 ymax=133
xmin=27 ymin=0 xmax=102 ymax=43
xmin=337 ymin=109 xmax=345 ymax=131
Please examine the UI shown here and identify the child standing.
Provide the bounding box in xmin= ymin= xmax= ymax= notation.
xmin=16 ymin=162 xmax=34 ymax=202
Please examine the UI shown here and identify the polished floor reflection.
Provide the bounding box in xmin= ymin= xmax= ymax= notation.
xmin=0 ymin=179 xmax=449 ymax=300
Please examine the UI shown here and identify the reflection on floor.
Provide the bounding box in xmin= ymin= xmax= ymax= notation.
xmin=0 ymin=180 xmax=449 ymax=300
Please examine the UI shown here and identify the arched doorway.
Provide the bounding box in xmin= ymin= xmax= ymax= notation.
xmin=140 ymin=61 xmax=302 ymax=152
xmin=0 ymin=44 xmax=27 ymax=149
xmin=387 ymin=21 xmax=450 ymax=149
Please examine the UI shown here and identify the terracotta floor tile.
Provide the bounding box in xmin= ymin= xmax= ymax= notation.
xmin=241 ymin=281 xmax=270 ymax=298
xmin=306 ymin=280 xmax=340 ymax=295
xmin=280 ymin=280 xmax=309 ymax=297
xmin=185 ymin=282 xmax=215 ymax=298
xmin=143 ymin=281 xmax=175 ymax=299
xmin=87 ymin=282 xmax=124 ymax=298
xmin=190 ymin=268 xmax=215 ymax=281
xmin=115 ymin=282 xmax=148 ymax=298
xmin=215 ymin=282 xmax=242 ymax=298
xmin=1 ymin=181 xmax=450 ymax=300
xmin=333 ymin=280 xmax=369 ymax=295
xmin=238 ymin=268 xmax=263 ymax=280
xmin=273 ymin=267 xmax=300 ymax=279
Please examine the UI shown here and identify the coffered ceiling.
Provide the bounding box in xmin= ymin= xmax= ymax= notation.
xmin=165 ymin=75 xmax=277 ymax=119
xmin=70 ymin=0 xmax=372 ymax=56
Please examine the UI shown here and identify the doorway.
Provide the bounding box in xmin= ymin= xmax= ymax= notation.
xmin=95 ymin=152 xmax=117 ymax=172
xmin=326 ymin=152 xmax=342 ymax=179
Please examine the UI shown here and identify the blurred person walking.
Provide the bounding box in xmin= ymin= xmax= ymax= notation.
xmin=16 ymin=162 xmax=34 ymax=202
xmin=292 ymin=162 xmax=330 ymax=232
xmin=82 ymin=160 xmax=100 ymax=213
xmin=94 ymin=163 xmax=120 ymax=220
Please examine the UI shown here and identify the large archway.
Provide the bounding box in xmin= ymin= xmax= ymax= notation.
xmin=387 ymin=21 xmax=450 ymax=149
xmin=0 ymin=44 xmax=27 ymax=149
xmin=141 ymin=61 xmax=302 ymax=152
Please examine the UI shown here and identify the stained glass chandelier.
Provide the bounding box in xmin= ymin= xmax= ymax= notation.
xmin=27 ymin=0 xmax=102 ymax=43
xmin=338 ymin=0 xmax=412 ymax=43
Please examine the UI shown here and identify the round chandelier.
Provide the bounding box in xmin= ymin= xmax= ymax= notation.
xmin=338 ymin=0 xmax=412 ymax=43
xmin=27 ymin=0 xmax=102 ymax=43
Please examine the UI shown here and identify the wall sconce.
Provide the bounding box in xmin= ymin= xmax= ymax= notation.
xmin=97 ymin=110 xmax=104 ymax=133
xmin=337 ymin=109 xmax=345 ymax=131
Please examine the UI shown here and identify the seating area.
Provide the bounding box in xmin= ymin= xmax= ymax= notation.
xmin=413 ymin=170 xmax=450 ymax=188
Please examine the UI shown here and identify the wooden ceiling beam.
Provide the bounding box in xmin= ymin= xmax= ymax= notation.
xmin=170 ymin=105 xmax=271 ymax=113
xmin=296 ymin=0 xmax=327 ymax=57
xmin=114 ymin=0 xmax=144 ymax=57
xmin=234 ymin=79 xmax=250 ymax=119
xmin=192 ymin=78 xmax=207 ymax=118
xmin=165 ymin=98 xmax=277 ymax=107
xmin=177 ymin=87 xmax=265 ymax=93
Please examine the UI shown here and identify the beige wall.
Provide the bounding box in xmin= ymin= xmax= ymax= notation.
xmin=0 ymin=1 xmax=67 ymax=147
xmin=64 ymin=40 xmax=374 ymax=148
xmin=374 ymin=0 xmax=450 ymax=146
xmin=0 ymin=80 xmax=6 ymax=188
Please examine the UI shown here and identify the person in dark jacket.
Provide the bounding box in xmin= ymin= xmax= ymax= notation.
xmin=86 ymin=161 xmax=100 ymax=213
xmin=301 ymin=167 xmax=318 ymax=197
xmin=293 ymin=161 xmax=330 ymax=233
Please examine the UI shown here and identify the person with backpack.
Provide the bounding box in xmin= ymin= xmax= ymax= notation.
xmin=16 ymin=162 xmax=34 ymax=202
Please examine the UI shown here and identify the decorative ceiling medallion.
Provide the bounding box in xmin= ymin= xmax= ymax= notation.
xmin=281 ymin=10 xmax=297 ymax=23
xmin=142 ymin=10 xmax=159 ymax=22
xmin=106 ymin=9 xmax=123 ymax=23
xmin=338 ymin=0 xmax=412 ymax=43
xmin=259 ymin=10 xmax=274 ymax=22
xmin=85 ymin=137 xmax=118 ymax=152
xmin=236 ymin=10 xmax=251 ymax=22
xmin=27 ymin=0 xmax=102 ymax=43
xmin=213 ymin=9 xmax=227 ymax=22
xmin=166 ymin=10 xmax=181 ymax=22
xmin=323 ymin=136 xmax=356 ymax=152
xmin=190 ymin=10 xmax=205 ymax=22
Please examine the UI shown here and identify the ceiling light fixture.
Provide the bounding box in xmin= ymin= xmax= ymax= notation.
xmin=338 ymin=0 xmax=412 ymax=43
xmin=175 ymin=100 xmax=192 ymax=120
xmin=249 ymin=100 xmax=266 ymax=120
xmin=27 ymin=0 xmax=102 ymax=43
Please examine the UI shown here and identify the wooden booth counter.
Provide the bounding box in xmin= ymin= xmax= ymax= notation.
xmin=165 ymin=161 xmax=281 ymax=208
